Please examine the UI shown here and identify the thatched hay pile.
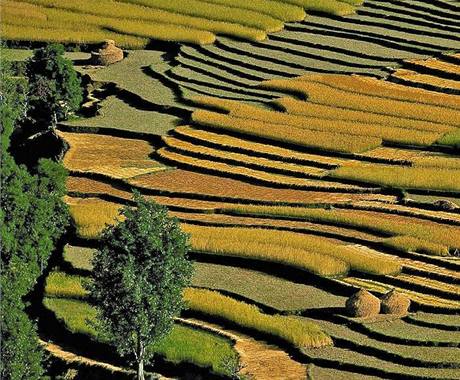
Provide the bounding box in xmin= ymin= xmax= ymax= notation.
xmin=381 ymin=290 xmax=411 ymax=315
xmin=346 ymin=289 xmax=380 ymax=318
xmin=91 ymin=40 xmax=123 ymax=66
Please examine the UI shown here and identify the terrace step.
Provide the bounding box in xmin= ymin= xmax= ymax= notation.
xmin=178 ymin=318 xmax=307 ymax=380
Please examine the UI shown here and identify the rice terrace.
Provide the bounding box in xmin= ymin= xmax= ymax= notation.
xmin=1 ymin=0 xmax=460 ymax=379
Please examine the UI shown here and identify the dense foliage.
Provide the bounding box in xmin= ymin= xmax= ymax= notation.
xmin=0 ymin=53 xmax=70 ymax=380
xmin=88 ymin=193 xmax=193 ymax=380
xmin=26 ymin=43 xmax=82 ymax=127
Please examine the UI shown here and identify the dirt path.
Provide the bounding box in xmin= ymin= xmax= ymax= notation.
xmin=178 ymin=318 xmax=308 ymax=380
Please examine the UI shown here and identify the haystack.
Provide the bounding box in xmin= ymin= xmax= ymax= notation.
xmin=381 ymin=290 xmax=410 ymax=315
xmin=346 ymin=289 xmax=380 ymax=318
xmin=91 ymin=40 xmax=123 ymax=66
xmin=433 ymin=199 xmax=458 ymax=211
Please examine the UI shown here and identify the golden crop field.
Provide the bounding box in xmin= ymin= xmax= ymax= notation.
xmin=192 ymin=109 xmax=382 ymax=153
xmin=391 ymin=69 xmax=460 ymax=92
xmin=192 ymin=97 xmax=443 ymax=146
xmin=223 ymin=204 xmax=460 ymax=253
xmin=60 ymin=131 xmax=166 ymax=179
xmin=2 ymin=0 xmax=362 ymax=46
xmin=184 ymin=288 xmax=333 ymax=348
xmin=163 ymin=135 xmax=327 ymax=177
xmin=174 ymin=125 xmax=348 ymax=167
xmin=260 ymin=78 xmax=460 ymax=126
xmin=183 ymin=224 xmax=402 ymax=276
xmin=295 ymin=74 xmax=460 ymax=110
xmin=331 ymin=163 xmax=460 ymax=192
xmin=66 ymin=197 xmax=123 ymax=239
xmin=275 ymin=97 xmax=453 ymax=134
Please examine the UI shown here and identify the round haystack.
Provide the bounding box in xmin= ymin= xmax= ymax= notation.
xmin=433 ymin=199 xmax=458 ymax=211
xmin=381 ymin=290 xmax=410 ymax=315
xmin=345 ymin=289 xmax=380 ymax=318
xmin=91 ymin=40 xmax=123 ymax=66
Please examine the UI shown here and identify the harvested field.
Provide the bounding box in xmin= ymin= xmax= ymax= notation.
xmin=300 ymin=315 xmax=460 ymax=374
xmin=60 ymin=131 xmax=167 ymax=180
xmin=341 ymin=277 xmax=460 ymax=309
xmin=157 ymin=148 xmax=362 ymax=190
xmin=192 ymin=262 xmax=346 ymax=311
xmin=162 ymin=135 xmax=327 ymax=177
xmin=129 ymin=169 xmax=386 ymax=204
xmin=65 ymin=96 xmax=181 ymax=136
xmin=173 ymin=126 xmax=348 ymax=167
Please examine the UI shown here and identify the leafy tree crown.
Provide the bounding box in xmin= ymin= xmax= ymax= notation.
xmin=89 ymin=192 xmax=194 ymax=362
xmin=26 ymin=43 xmax=82 ymax=124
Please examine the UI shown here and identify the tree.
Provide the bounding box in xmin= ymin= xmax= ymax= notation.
xmin=1 ymin=50 xmax=70 ymax=380
xmin=89 ymin=193 xmax=193 ymax=380
xmin=25 ymin=43 xmax=82 ymax=127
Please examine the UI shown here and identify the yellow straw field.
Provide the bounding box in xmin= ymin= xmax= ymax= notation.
xmin=294 ymin=74 xmax=460 ymax=110
xmin=192 ymin=110 xmax=382 ymax=153
xmin=174 ymin=126 xmax=347 ymax=167
xmin=331 ymin=163 xmax=460 ymax=192
xmin=183 ymin=224 xmax=402 ymax=276
xmin=223 ymin=204 xmax=460 ymax=252
xmin=2 ymin=0 xmax=362 ymax=46
xmin=67 ymin=197 xmax=123 ymax=239
xmin=60 ymin=131 xmax=166 ymax=179
xmin=260 ymin=78 xmax=460 ymax=126
xmin=157 ymin=147 xmax=363 ymax=190
xmin=184 ymin=288 xmax=333 ymax=348
xmin=162 ymin=136 xmax=327 ymax=177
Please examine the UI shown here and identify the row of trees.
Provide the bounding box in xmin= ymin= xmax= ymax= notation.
xmin=1 ymin=44 xmax=82 ymax=379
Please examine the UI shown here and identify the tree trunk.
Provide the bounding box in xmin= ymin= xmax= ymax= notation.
xmin=137 ymin=336 xmax=145 ymax=380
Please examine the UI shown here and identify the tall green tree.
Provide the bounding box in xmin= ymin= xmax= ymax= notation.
xmin=1 ymin=51 xmax=70 ymax=380
xmin=26 ymin=43 xmax=82 ymax=127
xmin=89 ymin=193 xmax=194 ymax=380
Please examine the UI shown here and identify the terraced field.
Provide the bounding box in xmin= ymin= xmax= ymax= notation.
xmin=2 ymin=0 xmax=363 ymax=46
xmin=8 ymin=0 xmax=460 ymax=379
